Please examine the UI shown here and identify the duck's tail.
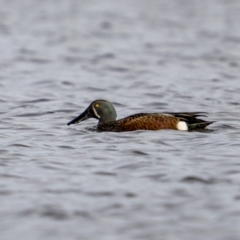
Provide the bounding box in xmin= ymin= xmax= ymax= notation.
xmin=169 ymin=112 xmax=214 ymax=131
xmin=187 ymin=121 xmax=214 ymax=130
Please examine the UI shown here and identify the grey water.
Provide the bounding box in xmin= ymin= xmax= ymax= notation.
xmin=1 ymin=0 xmax=240 ymax=239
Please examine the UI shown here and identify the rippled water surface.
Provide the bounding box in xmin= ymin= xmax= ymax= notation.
xmin=1 ymin=0 xmax=240 ymax=239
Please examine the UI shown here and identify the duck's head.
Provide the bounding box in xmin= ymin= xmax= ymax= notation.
xmin=67 ymin=99 xmax=117 ymax=125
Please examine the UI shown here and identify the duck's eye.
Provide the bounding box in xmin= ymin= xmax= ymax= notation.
xmin=95 ymin=104 xmax=100 ymax=108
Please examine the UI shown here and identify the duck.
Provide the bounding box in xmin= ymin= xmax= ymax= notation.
xmin=67 ymin=99 xmax=213 ymax=132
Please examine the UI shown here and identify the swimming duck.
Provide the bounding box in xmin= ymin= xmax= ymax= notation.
xmin=67 ymin=99 xmax=213 ymax=132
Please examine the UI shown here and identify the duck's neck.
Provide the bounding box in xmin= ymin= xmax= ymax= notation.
xmin=98 ymin=115 xmax=116 ymax=124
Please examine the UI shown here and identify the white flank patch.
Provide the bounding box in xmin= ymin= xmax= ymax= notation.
xmin=177 ymin=121 xmax=188 ymax=131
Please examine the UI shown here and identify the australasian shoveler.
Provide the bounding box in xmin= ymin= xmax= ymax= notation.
xmin=67 ymin=99 xmax=214 ymax=132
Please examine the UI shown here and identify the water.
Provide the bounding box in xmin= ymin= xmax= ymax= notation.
xmin=1 ymin=0 xmax=240 ymax=239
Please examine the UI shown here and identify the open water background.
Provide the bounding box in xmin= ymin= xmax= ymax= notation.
xmin=1 ymin=0 xmax=240 ymax=239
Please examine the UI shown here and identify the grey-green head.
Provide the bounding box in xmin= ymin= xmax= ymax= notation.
xmin=67 ymin=99 xmax=117 ymax=125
